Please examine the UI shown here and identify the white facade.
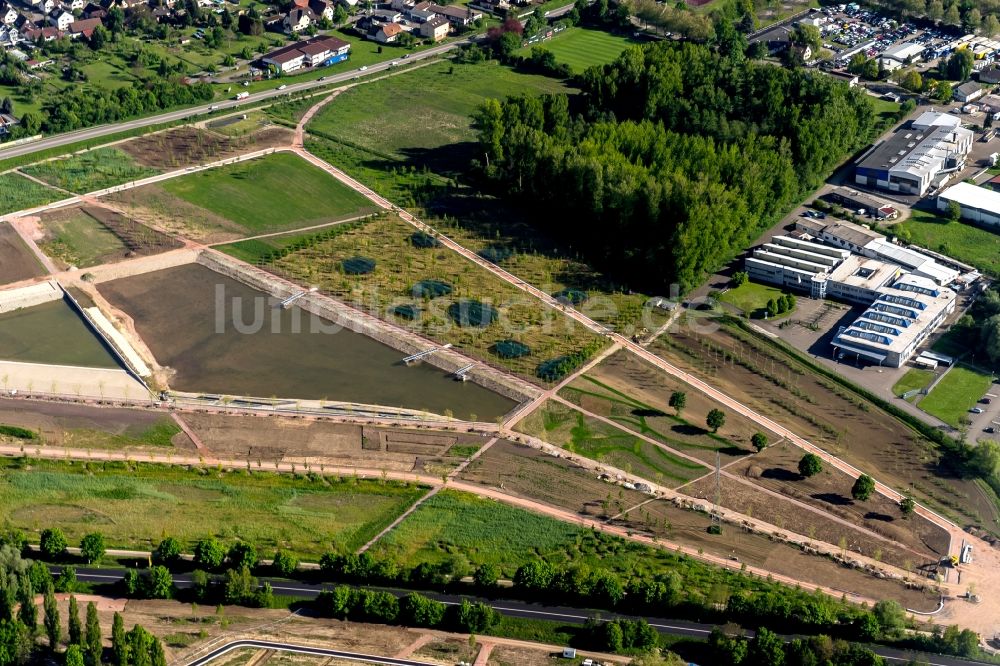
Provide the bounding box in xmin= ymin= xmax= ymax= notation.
xmin=937 ymin=181 xmax=1000 ymax=226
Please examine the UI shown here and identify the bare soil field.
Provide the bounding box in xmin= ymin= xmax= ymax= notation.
xmin=0 ymin=222 xmax=45 ymax=285
xmin=651 ymin=320 xmax=999 ymax=531
xmin=118 ymin=126 xmax=293 ymax=170
xmin=682 ymin=473 xmax=941 ymax=574
xmin=563 ymin=349 xmax=765 ymax=463
xmin=458 ymin=439 xmax=649 ymax=518
xmin=618 ymin=499 xmax=938 ymax=611
xmin=106 ymin=183 xmax=247 ymax=243
xmin=729 ymin=441 xmax=948 ymax=558
xmin=0 ymin=398 xmax=194 ymax=450
xmin=182 ymin=411 xmax=486 ymax=471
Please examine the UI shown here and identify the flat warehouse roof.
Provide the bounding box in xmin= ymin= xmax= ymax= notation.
xmin=938 ymin=181 xmax=1000 ymax=213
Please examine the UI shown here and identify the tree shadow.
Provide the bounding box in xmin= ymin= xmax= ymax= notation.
xmin=761 ymin=467 xmax=800 ymax=482
xmin=633 ymin=407 xmax=667 ymax=417
xmin=672 ymin=423 xmax=709 ymax=437
xmin=811 ymin=492 xmax=853 ymax=506
xmin=864 ymin=511 xmax=895 ymax=522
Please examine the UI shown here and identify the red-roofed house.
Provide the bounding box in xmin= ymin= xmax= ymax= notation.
xmin=69 ymin=17 xmax=102 ymax=38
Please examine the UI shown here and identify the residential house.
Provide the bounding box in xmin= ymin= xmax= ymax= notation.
xmin=418 ymin=14 xmax=447 ymax=40
xmin=390 ymin=0 xmax=414 ymax=11
xmin=428 ymin=3 xmax=480 ymax=26
xmin=0 ymin=113 xmax=19 ymax=136
xmin=41 ymin=0 xmax=57 ymax=13
xmin=68 ymin=0 xmax=86 ymax=11
xmin=283 ymin=6 xmax=314 ymax=32
xmin=408 ymin=1 xmax=435 ymax=21
xmin=49 ymin=9 xmax=74 ymax=31
xmin=69 ymin=16 xmax=102 ymax=38
xmin=150 ymin=5 xmax=170 ymax=20
xmin=371 ymin=21 xmax=402 ymax=42
xmin=83 ymin=3 xmax=107 ymax=18
xmin=23 ymin=25 xmax=62 ymax=41
xmin=0 ymin=3 xmax=17 ymax=26
xmin=371 ymin=8 xmax=402 ymax=22
xmin=288 ymin=0 xmax=307 ymax=8
xmin=307 ymin=0 xmax=332 ymax=20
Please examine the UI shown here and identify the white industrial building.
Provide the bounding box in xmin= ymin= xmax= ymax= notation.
xmin=854 ymin=112 xmax=974 ymax=196
xmin=832 ymin=274 xmax=957 ymax=367
xmin=745 ymin=218 xmax=965 ymax=368
xmin=937 ymin=181 xmax=1000 ymax=226
xmin=880 ymin=41 xmax=925 ymax=70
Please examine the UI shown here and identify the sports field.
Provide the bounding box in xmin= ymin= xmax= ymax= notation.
xmin=518 ymin=28 xmax=637 ymax=72
xmin=160 ymin=151 xmax=378 ymax=235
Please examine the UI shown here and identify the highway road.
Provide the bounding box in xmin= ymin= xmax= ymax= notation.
xmin=61 ymin=567 xmax=993 ymax=666
xmin=0 ymin=38 xmax=469 ymax=163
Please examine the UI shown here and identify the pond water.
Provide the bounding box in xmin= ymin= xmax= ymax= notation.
xmin=99 ymin=264 xmax=516 ymax=421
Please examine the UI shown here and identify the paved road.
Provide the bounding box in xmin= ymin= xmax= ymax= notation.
xmin=186 ymin=639 xmax=438 ymax=666
xmin=0 ymin=39 xmax=468 ymax=163
xmin=61 ymin=567 xmax=991 ymax=666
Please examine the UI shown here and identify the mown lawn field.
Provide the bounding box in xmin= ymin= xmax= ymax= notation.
xmin=919 ymin=365 xmax=994 ymax=427
xmin=0 ymin=459 xmax=426 ymax=558
xmin=898 ymin=208 xmax=1000 ymax=277
xmin=0 ymin=172 xmax=63 ymax=215
xmin=518 ymin=28 xmax=638 ymax=72
xmin=718 ymin=281 xmax=792 ymax=319
xmin=306 ymin=60 xmax=572 ymax=163
xmin=891 ymin=368 xmax=935 ymax=399
xmin=22 ymin=147 xmax=160 ymax=194
xmin=160 ymin=151 xmax=378 ymax=235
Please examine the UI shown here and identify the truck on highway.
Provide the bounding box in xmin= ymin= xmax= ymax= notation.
xmin=234 ymin=91 xmax=249 ymax=100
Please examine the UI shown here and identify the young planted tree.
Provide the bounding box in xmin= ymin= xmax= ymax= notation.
xmin=79 ymin=533 xmax=105 ymax=565
xmin=17 ymin=576 xmax=37 ymax=635
xmin=899 ymin=494 xmax=916 ymax=518
xmin=65 ymin=645 xmax=85 ymax=666
xmin=852 ymin=474 xmax=876 ymax=502
xmin=112 ymin=612 xmax=128 ymax=666
xmin=43 ymin=586 xmax=61 ymax=649
xmin=68 ymin=595 xmax=81 ymax=646
xmin=706 ymin=409 xmax=726 ymax=433
xmin=40 ymin=528 xmax=68 ymax=560
xmin=668 ymin=391 xmax=686 ymax=415
xmin=751 ymin=432 xmax=768 ymax=452
xmin=85 ymin=601 xmax=102 ymax=666
xmin=798 ymin=453 xmax=823 ymax=478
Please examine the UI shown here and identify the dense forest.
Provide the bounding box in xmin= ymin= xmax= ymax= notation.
xmin=473 ymin=42 xmax=880 ymax=291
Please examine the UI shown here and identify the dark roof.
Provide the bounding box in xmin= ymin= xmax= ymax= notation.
xmin=263 ymin=35 xmax=349 ymax=62
xmin=978 ymin=67 xmax=1000 ymax=84
xmin=954 ymin=81 xmax=982 ymax=96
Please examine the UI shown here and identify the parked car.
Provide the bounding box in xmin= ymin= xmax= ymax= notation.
xmin=980 ymin=398 xmax=992 ymax=404
xmin=971 ymin=407 xmax=984 ymax=414
xmin=985 ymin=426 xmax=996 ymax=433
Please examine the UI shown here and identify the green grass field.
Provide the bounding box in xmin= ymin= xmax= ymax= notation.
xmin=517 ymin=28 xmax=637 ymax=72
xmin=160 ymin=151 xmax=378 ymax=235
xmin=23 ymin=148 xmax=159 ymax=194
xmin=306 ymin=60 xmax=572 ymax=163
xmin=897 ymin=209 xmax=1000 ymax=277
xmin=892 ymin=368 xmax=935 ymax=399
xmin=0 ymin=173 xmax=64 ymax=215
xmin=718 ymin=281 xmax=792 ymax=319
xmin=515 ymin=400 xmax=707 ymax=486
xmin=369 ymin=490 xmax=584 ymax=575
xmin=38 ymin=209 xmax=128 ymax=268
xmin=0 ymin=459 xmax=426 ymax=558
xmin=919 ymin=365 xmax=994 ymax=427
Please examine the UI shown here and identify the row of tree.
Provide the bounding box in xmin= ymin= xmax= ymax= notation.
xmin=473 ymin=42 xmax=880 ymax=291
xmin=871 ymin=0 xmax=1000 ymax=37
